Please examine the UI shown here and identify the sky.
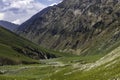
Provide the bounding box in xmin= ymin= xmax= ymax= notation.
xmin=0 ymin=0 xmax=62 ymax=24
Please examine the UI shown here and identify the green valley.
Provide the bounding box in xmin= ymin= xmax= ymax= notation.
xmin=0 ymin=0 xmax=120 ymax=80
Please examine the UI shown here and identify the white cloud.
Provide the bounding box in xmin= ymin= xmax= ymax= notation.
xmin=48 ymin=0 xmax=54 ymax=1
xmin=48 ymin=0 xmax=62 ymax=6
xmin=49 ymin=2 xmax=58 ymax=6
xmin=0 ymin=13 xmax=4 ymax=20
xmin=0 ymin=0 xmax=62 ymax=24
xmin=0 ymin=0 xmax=47 ymax=24
xmin=12 ymin=19 xmax=20 ymax=24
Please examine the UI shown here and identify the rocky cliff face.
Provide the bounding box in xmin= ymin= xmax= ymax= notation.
xmin=17 ymin=0 xmax=120 ymax=55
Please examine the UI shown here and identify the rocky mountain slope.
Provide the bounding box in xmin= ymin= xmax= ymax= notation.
xmin=0 ymin=20 xmax=19 ymax=31
xmin=17 ymin=0 xmax=120 ymax=55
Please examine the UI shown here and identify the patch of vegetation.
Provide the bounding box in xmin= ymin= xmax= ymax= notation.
xmin=0 ymin=26 xmax=66 ymax=65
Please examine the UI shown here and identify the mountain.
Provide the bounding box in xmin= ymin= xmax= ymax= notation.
xmin=17 ymin=0 xmax=120 ymax=56
xmin=0 ymin=20 xmax=19 ymax=31
xmin=0 ymin=26 xmax=59 ymax=65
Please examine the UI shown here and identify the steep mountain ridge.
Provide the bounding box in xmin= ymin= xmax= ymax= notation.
xmin=0 ymin=20 xmax=19 ymax=31
xmin=17 ymin=0 xmax=120 ymax=55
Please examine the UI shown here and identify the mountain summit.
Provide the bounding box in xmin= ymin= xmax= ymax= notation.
xmin=17 ymin=0 xmax=120 ymax=55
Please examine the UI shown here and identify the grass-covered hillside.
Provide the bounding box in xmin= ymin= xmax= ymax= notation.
xmin=0 ymin=26 xmax=60 ymax=65
xmin=0 ymin=44 xmax=120 ymax=80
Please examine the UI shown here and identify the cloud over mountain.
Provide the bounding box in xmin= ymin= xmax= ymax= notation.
xmin=0 ymin=0 xmax=61 ymax=24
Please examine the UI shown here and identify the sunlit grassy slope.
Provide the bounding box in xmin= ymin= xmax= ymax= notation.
xmin=0 ymin=26 xmax=39 ymax=65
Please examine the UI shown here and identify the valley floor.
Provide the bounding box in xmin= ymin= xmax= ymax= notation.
xmin=0 ymin=47 xmax=120 ymax=80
